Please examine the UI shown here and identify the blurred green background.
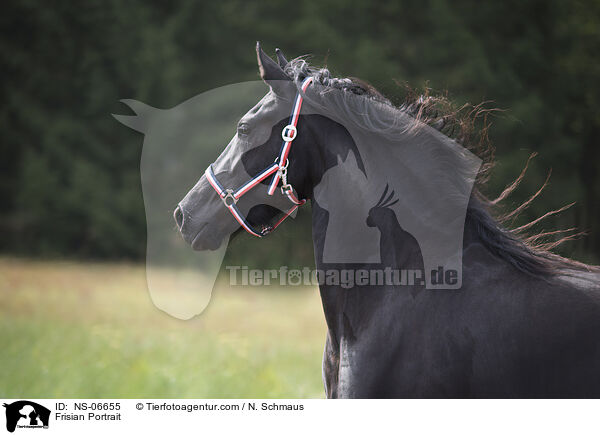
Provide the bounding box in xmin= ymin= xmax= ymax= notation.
xmin=1 ymin=0 xmax=599 ymax=397
xmin=0 ymin=259 xmax=326 ymax=397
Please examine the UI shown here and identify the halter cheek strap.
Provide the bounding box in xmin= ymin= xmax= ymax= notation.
xmin=268 ymin=77 xmax=313 ymax=195
xmin=205 ymin=77 xmax=313 ymax=238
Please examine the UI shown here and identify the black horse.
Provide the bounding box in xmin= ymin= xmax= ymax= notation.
xmin=175 ymin=43 xmax=600 ymax=398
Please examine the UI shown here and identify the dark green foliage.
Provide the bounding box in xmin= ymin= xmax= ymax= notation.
xmin=1 ymin=0 xmax=599 ymax=265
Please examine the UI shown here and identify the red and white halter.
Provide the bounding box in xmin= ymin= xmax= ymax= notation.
xmin=205 ymin=77 xmax=313 ymax=237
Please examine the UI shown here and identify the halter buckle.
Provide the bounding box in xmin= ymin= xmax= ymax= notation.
xmin=221 ymin=189 xmax=237 ymax=207
xmin=260 ymin=225 xmax=273 ymax=236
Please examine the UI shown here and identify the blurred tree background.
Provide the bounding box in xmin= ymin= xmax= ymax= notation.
xmin=1 ymin=0 xmax=599 ymax=266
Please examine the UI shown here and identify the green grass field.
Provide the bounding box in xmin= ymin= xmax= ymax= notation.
xmin=0 ymin=258 xmax=327 ymax=398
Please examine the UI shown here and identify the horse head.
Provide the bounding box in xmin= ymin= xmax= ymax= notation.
xmin=173 ymin=43 xmax=338 ymax=250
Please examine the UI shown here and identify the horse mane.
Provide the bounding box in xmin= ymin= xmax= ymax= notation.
xmin=283 ymin=56 xmax=598 ymax=279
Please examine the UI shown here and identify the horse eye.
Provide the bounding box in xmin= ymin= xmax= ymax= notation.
xmin=237 ymin=122 xmax=250 ymax=136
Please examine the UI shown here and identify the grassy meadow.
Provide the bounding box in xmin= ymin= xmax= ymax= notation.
xmin=0 ymin=258 xmax=327 ymax=398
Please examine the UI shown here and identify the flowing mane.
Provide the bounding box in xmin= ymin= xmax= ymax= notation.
xmin=282 ymin=56 xmax=598 ymax=279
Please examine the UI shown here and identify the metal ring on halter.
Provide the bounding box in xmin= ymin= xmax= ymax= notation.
xmin=274 ymin=157 xmax=290 ymax=168
xmin=221 ymin=189 xmax=237 ymax=207
xmin=281 ymin=125 xmax=297 ymax=142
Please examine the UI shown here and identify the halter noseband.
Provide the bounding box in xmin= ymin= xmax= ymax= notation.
xmin=205 ymin=77 xmax=313 ymax=237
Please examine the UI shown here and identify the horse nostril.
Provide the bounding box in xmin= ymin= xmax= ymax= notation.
xmin=174 ymin=205 xmax=184 ymax=229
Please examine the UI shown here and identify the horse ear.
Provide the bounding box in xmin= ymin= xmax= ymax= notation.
xmin=275 ymin=48 xmax=288 ymax=68
xmin=256 ymin=41 xmax=290 ymax=82
xmin=112 ymin=99 xmax=158 ymax=133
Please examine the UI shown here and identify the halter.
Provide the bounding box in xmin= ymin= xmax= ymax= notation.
xmin=205 ymin=77 xmax=313 ymax=237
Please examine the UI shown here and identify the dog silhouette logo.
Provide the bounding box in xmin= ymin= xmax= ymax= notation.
xmin=3 ymin=401 xmax=50 ymax=433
